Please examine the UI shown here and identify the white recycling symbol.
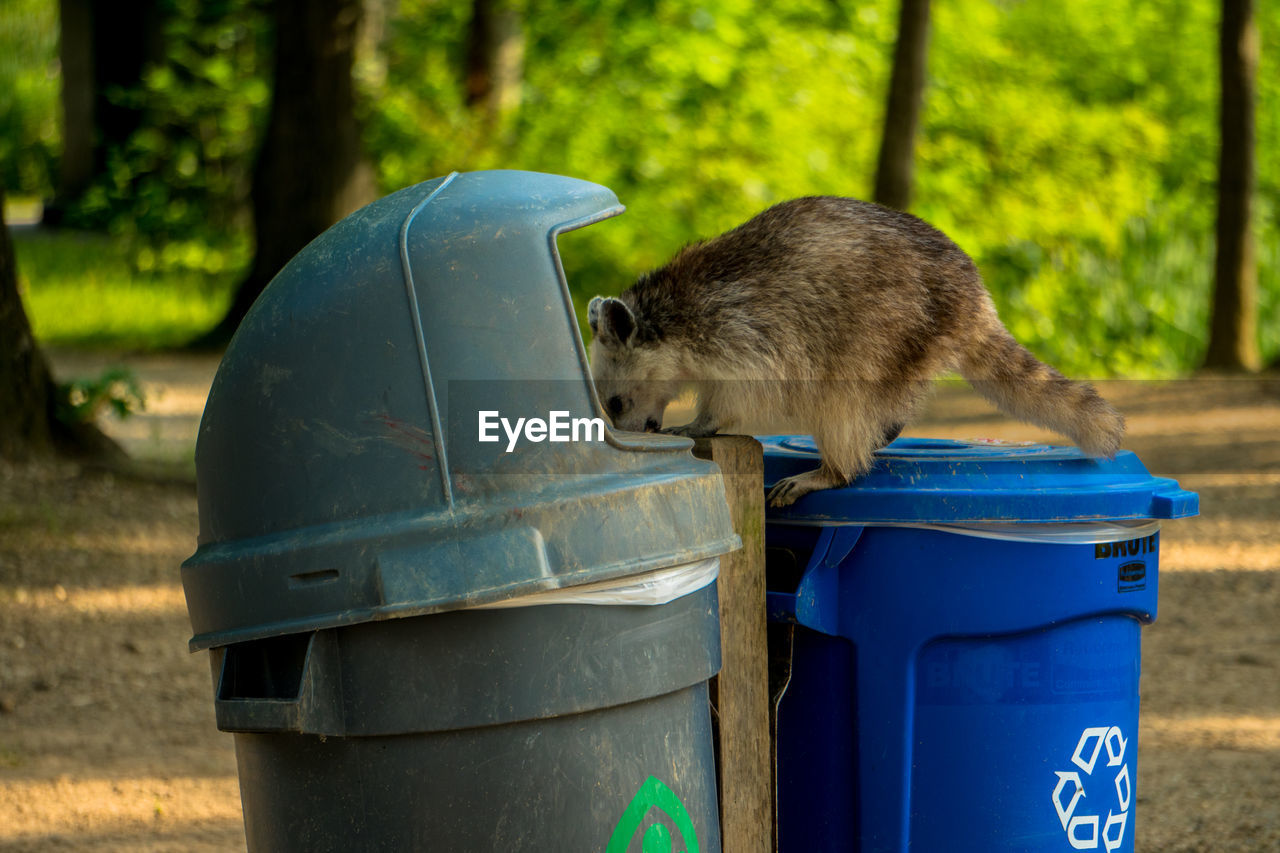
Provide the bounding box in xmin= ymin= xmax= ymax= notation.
xmin=1051 ymin=726 xmax=1131 ymax=851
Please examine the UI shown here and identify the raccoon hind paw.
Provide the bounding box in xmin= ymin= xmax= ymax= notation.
xmin=767 ymin=467 xmax=849 ymax=508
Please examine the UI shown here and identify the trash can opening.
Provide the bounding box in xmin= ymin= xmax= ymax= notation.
xmin=217 ymin=633 xmax=313 ymax=701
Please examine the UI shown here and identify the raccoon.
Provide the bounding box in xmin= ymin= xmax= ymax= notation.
xmin=587 ymin=196 xmax=1125 ymax=507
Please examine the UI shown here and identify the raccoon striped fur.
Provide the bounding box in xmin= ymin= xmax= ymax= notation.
xmin=587 ymin=196 xmax=1125 ymax=507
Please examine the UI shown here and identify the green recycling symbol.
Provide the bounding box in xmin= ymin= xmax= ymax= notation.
xmin=606 ymin=775 xmax=700 ymax=853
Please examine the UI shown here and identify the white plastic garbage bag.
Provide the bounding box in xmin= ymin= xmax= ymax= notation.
xmin=474 ymin=557 xmax=720 ymax=609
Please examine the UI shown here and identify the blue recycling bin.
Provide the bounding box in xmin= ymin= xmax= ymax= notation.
xmin=760 ymin=436 xmax=1198 ymax=853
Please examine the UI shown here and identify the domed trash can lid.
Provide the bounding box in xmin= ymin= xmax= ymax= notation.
xmin=760 ymin=436 xmax=1199 ymax=525
xmin=182 ymin=170 xmax=739 ymax=651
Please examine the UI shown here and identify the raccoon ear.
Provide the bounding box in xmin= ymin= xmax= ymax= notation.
xmin=588 ymin=297 xmax=637 ymax=346
xmin=587 ymin=296 xmax=605 ymax=335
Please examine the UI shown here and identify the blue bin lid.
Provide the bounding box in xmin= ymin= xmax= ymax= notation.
xmin=760 ymin=436 xmax=1199 ymax=524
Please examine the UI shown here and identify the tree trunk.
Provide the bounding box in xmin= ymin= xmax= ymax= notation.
xmin=0 ymin=190 xmax=121 ymax=462
xmin=91 ymin=0 xmax=164 ymax=163
xmin=464 ymin=0 xmax=525 ymax=122
xmin=873 ymin=0 xmax=931 ymax=212
xmin=54 ymin=0 xmax=95 ymax=210
xmin=1204 ymin=0 xmax=1260 ymax=371
xmin=193 ymin=0 xmax=376 ymax=348
xmin=0 ymin=190 xmax=56 ymax=459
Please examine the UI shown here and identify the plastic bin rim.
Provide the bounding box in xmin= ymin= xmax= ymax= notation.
xmin=757 ymin=434 xmax=1200 ymax=522
xmin=765 ymin=517 xmax=1162 ymax=544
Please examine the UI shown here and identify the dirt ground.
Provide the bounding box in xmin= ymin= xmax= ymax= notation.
xmin=1 ymin=351 xmax=1278 ymax=852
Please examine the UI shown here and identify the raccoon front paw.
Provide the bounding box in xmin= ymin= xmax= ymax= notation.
xmin=767 ymin=468 xmax=847 ymax=508
xmin=660 ymin=420 xmax=721 ymax=435
xmin=660 ymin=409 xmax=721 ymax=438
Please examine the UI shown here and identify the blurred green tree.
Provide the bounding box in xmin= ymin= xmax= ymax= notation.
xmin=3 ymin=0 xmax=1276 ymax=373
xmin=46 ymin=0 xmax=167 ymax=223
xmin=464 ymin=0 xmax=525 ymax=129
xmin=1204 ymin=0 xmax=1261 ymax=370
xmin=193 ymin=0 xmax=377 ymax=346
xmin=34 ymin=0 xmax=271 ymax=274
xmin=0 ymin=0 xmax=60 ymax=197
xmin=874 ymin=0 xmax=931 ymax=211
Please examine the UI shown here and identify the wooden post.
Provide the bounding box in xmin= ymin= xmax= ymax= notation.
xmin=695 ymin=435 xmax=772 ymax=853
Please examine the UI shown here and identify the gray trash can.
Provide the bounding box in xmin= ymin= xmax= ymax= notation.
xmin=182 ymin=170 xmax=740 ymax=851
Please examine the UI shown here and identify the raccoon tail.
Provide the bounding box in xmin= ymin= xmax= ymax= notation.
xmin=958 ymin=323 xmax=1125 ymax=457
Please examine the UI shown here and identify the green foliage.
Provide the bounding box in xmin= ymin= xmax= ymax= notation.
xmin=0 ymin=0 xmax=266 ymax=280
xmin=913 ymin=0 xmax=1230 ymax=375
xmin=2 ymin=0 xmax=1277 ymax=373
xmin=0 ymin=0 xmax=59 ymax=195
xmin=56 ymin=367 xmax=146 ymax=425
xmin=362 ymin=0 xmax=1277 ymax=376
xmin=67 ymin=0 xmax=268 ymax=270
xmin=370 ymin=0 xmax=896 ymax=288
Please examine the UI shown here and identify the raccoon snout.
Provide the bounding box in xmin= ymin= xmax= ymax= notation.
xmin=644 ymin=418 xmax=661 ymax=432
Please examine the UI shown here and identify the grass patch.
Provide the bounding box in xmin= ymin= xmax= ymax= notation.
xmin=0 ymin=745 xmax=24 ymax=769
xmin=12 ymin=227 xmax=237 ymax=350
